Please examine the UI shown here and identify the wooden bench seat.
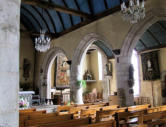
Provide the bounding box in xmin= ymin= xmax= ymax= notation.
xmin=28 ymin=117 xmax=91 ymax=127
xmin=127 ymin=104 xmax=150 ymax=112
xmin=96 ymin=107 xmax=127 ymax=122
xmin=79 ymin=120 xmax=116 ymax=127
xmin=25 ymin=114 xmax=73 ymax=126
xmin=19 ymin=108 xmax=36 ymax=113
xmin=101 ymin=105 xmax=119 ymax=111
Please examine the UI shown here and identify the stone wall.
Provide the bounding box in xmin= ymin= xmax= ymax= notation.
xmin=19 ymin=24 xmax=35 ymax=90
xmin=0 ymin=0 xmax=20 ymax=126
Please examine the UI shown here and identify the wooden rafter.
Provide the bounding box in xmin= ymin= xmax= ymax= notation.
xmin=21 ymin=6 xmax=42 ymax=29
xmin=87 ymin=0 xmax=94 ymax=15
xmin=74 ymin=0 xmax=83 ymax=21
xmin=21 ymin=4 xmax=122 ymax=39
xmin=103 ymin=0 xmax=108 ymax=9
xmin=61 ymin=0 xmax=74 ymax=26
xmin=139 ymin=39 xmax=148 ymax=49
xmin=22 ymin=0 xmax=91 ymax=19
xmin=32 ymin=6 xmax=51 ymax=32
xmin=45 ymin=9 xmax=57 ymax=33
xmin=157 ymin=22 xmax=166 ymax=31
xmin=147 ymin=29 xmax=160 ymax=45
xmin=21 ymin=13 xmax=37 ymax=31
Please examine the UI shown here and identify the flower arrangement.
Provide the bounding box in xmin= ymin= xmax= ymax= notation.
xmin=19 ymin=97 xmax=29 ymax=109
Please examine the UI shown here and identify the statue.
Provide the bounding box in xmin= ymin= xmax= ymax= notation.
xmin=106 ymin=61 xmax=112 ymax=76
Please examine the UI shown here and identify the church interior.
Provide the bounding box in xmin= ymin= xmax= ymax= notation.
xmin=2 ymin=0 xmax=166 ymax=126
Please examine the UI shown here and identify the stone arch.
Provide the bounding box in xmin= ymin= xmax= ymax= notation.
xmin=118 ymin=9 xmax=166 ymax=106
xmin=39 ymin=46 xmax=69 ymax=99
xmin=70 ymin=33 xmax=114 ymax=103
xmin=121 ymin=9 xmax=166 ymax=57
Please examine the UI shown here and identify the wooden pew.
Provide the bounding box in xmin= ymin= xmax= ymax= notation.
xmin=19 ymin=110 xmax=46 ymax=127
xmin=80 ymin=109 xmax=97 ymax=118
xmin=146 ymin=107 xmax=160 ymax=113
xmin=19 ymin=108 xmax=36 ymax=113
xmin=25 ymin=114 xmax=73 ymax=126
xmin=127 ymin=104 xmax=150 ymax=112
xmin=143 ymin=111 xmax=166 ymax=126
xmin=96 ymin=107 xmax=127 ymax=122
xmin=79 ymin=120 xmax=116 ymax=127
xmin=56 ymin=105 xmax=74 ymax=115
xmin=101 ymin=105 xmax=119 ymax=111
xmin=29 ymin=117 xmax=91 ymax=127
xmin=69 ymin=107 xmax=82 ymax=119
xmin=158 ymin=105 xmax=166 ymax=111
xmin=28 ymin=112 xmax=58 ymax=120
xmin=115 ymin=110 xmax=145 ymax=127
xmin=20 ymin=110 xmax=46 ymax=116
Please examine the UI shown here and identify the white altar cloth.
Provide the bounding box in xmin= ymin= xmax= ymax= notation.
xmin=19 ymin=91 xmax=35 ymax=108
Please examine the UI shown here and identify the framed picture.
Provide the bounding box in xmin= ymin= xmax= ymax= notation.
xmin=141 ymin=51 xmax=160 ymax=80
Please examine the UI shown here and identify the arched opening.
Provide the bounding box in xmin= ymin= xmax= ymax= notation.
xmin=80 ymin=43 xmax=115 ymax=104
xmin=70 ymin=33 xmax=115 ymax=104
xmin=47 ymin=53 xmax=70 ymax=104
xmin=40 ymin=47 xmax=70 ymax=105
xmin=124 ymin=20 xmax=166 ymax=106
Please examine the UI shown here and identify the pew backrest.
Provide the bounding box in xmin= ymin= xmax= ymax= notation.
xmin=25 ymin=114 xmax=73 ymax=126
xmin=35 ymin=117 xmax=91 ymax=127
xmin=79 ymin=120 xmax=116 ymax=127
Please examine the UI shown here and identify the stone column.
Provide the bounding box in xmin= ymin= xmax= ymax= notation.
xmin=115 ymin=56 xmax=134 ymax=106
xmin=0 ymin=0 xmax=20 ymax=126
xmin=70 ymin=65 xmax=84 ymax=104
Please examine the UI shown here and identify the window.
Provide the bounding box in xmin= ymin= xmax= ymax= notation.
xmin=98 ymin=51 xmax=102 ymax=80
xmin=131 ymin=50 xmax=140 ymax=96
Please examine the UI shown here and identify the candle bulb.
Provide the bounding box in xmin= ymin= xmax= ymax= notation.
xmin=137 ymin=0 xmax=140 ymax=6
xmin=130 ymin=0 xmax=133 ymax=6
xmin=142 ymin=0 xmax=145 ymax=8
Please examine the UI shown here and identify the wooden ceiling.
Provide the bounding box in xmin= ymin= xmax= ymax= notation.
xmin=21 ymin=0 xmax=122 ymax=39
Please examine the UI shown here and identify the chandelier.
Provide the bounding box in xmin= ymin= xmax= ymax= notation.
xmin=35 ymin=30 xmax=51 ymax=52
xmin=121 ymin=0 xmax=145 ymax=24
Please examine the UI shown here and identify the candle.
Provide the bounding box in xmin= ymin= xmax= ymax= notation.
xmin=142 ymin=0 xmax=145 ymax=8
xmin=137 ymin=0 xmax=140 ymax=6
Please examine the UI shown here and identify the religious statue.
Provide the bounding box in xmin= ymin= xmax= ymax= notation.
xmin=106 ymin=61 xmax=112 ymax=76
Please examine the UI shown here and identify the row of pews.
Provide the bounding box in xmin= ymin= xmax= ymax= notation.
xmin=19 ymin=103 xmax=166 ymax=127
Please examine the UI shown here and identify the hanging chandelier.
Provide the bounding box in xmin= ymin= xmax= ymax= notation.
xmin=121 ymin=0 xmax=145 ymax=24
xmin=35 ymin=30 xmax=51 ymax=52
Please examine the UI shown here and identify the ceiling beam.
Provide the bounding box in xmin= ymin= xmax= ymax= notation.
xmin=32 ymin=6 xmax=51 ymax=33
xmin=56 ymin=6 xmax=121 ymax=38
xmin=147 ymin=29 xmax=161 ymax=45
xmin=138 ymin=44 xmax=166 ymax=54
xmin=21 ymin=13 xmax=37 ymax=31
xmin=22 ymin=4 xmax=121 ymax=39
xmin=61 ymin=0 xmax=74 ymax=26
xmin=157 ymin=22 xmax=166 ymax=31
xmin=87 ymin=0 xmax=94 ymax=15
xmin=21 ymin=6 xmax=42 ymax=29
xmin=103 ymin=0 xmax=108 ymax=9
xmin=22 ymin=0 xmax=91 ymax=19
xmin=74 ymin=0 xmax=83 ymax=21
xmin=45 ymin=9 xmax=57 ymax=33
xmin=56 ymin=11 xmax=65 ymax=30
xmin=139 ymin=39 xmax=148 ymax=49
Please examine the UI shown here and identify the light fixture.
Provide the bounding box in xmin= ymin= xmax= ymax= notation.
xmin=35 ymin=30 xmax=51 ymax=52
xmin=35 ymin=8 xmax=51 ymax=52
xmin=121 ymin=0 xmax=145 ymax=24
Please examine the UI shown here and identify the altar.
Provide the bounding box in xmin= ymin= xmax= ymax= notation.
xmin=19 ymin=91 xmax=35 ymax=109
